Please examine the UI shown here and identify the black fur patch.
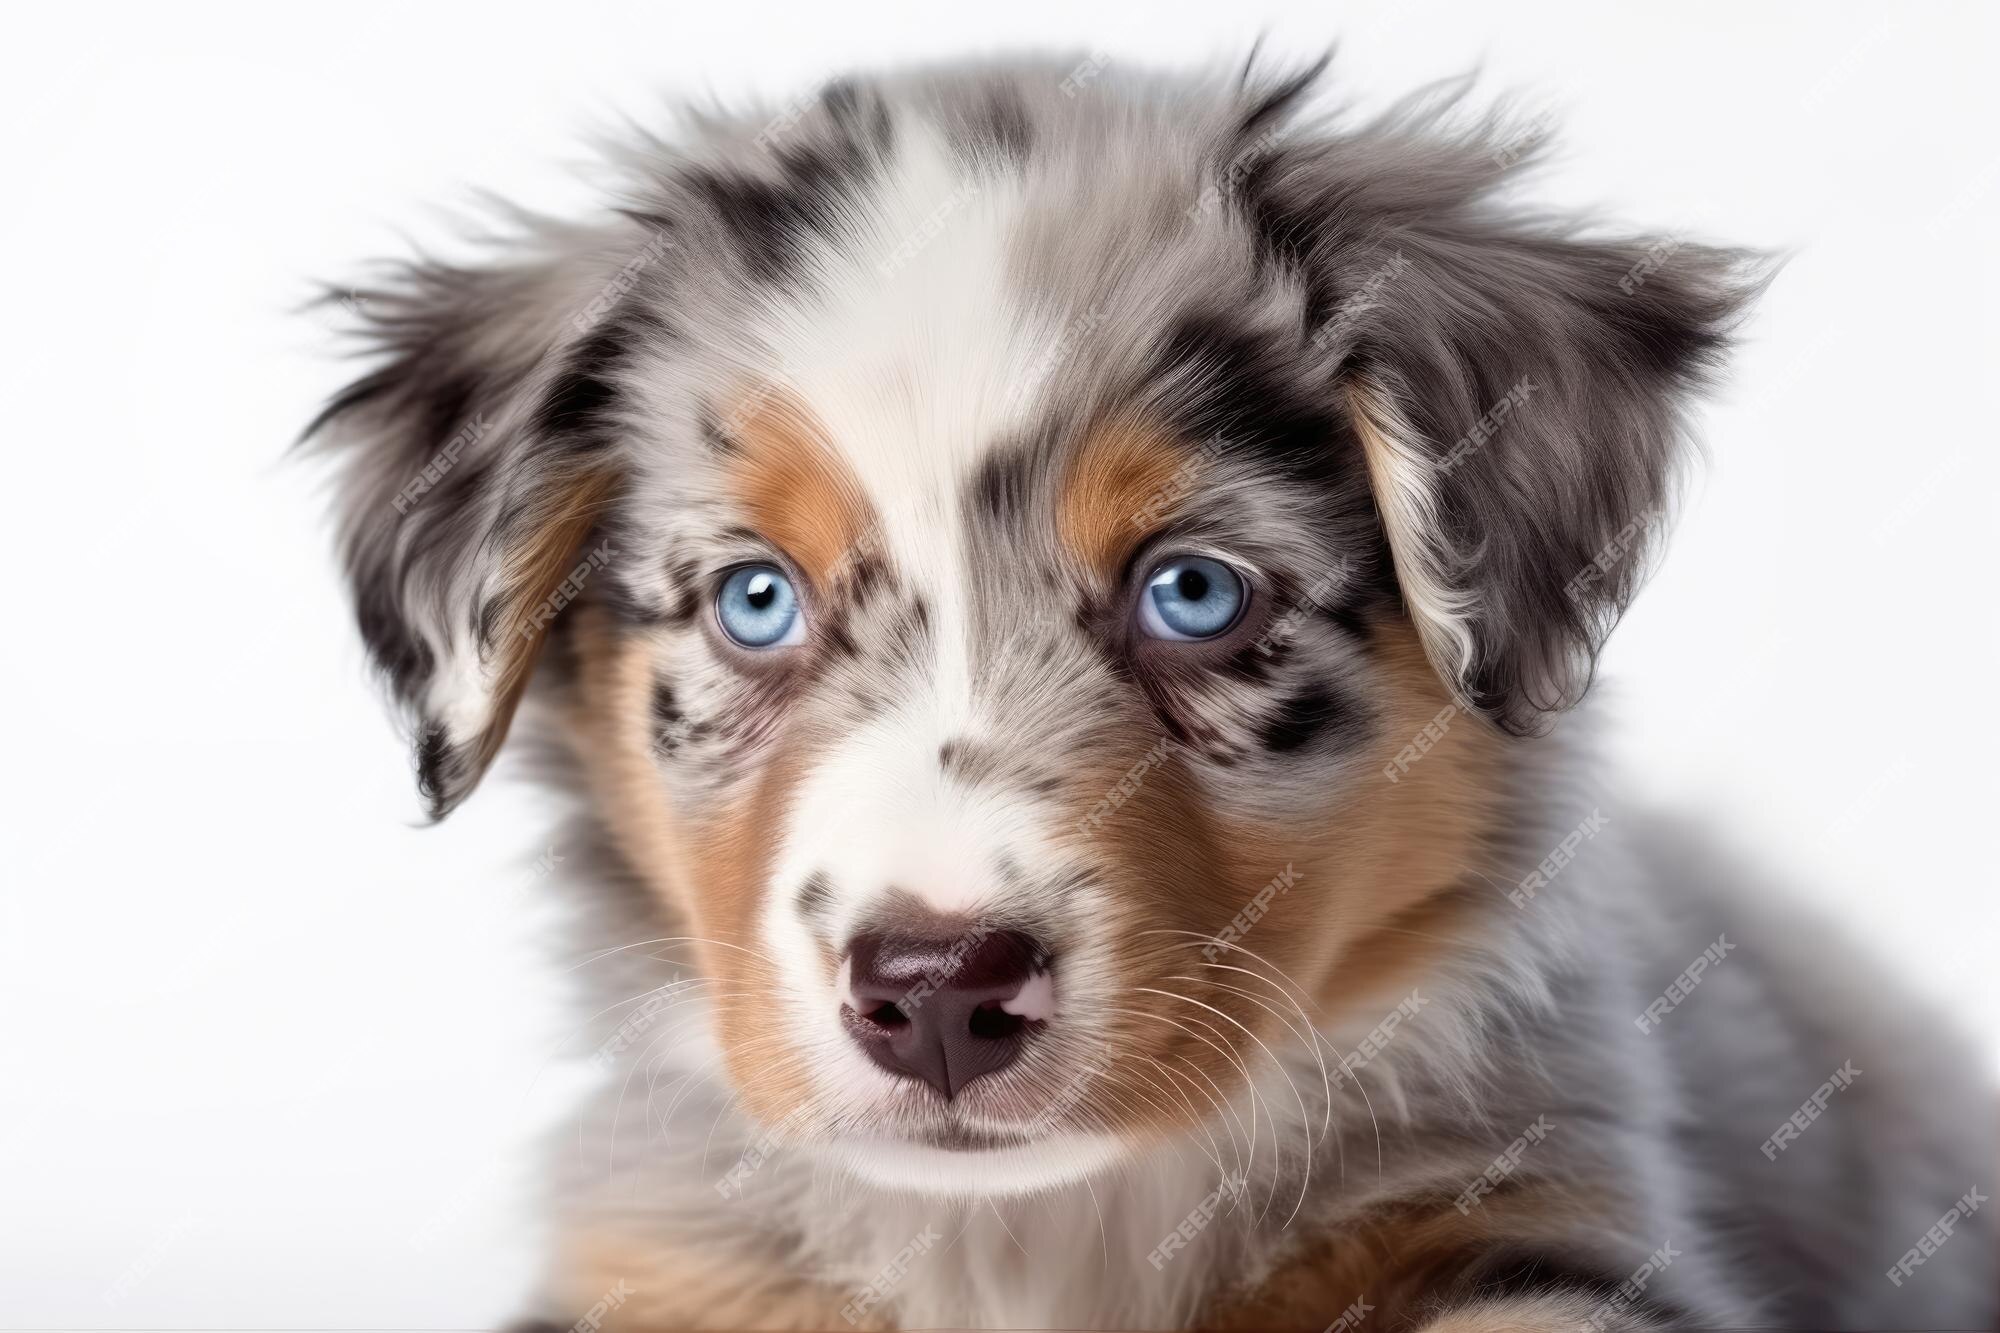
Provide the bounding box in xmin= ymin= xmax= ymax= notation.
xmin=820 ymin=78 xmax=895 ymax=157
xmin=796 ymin=871 xmax=836 ymax=920
xmin=955 ymin=85 xmax=1034 ymax=165
xmin=414 ymin=725 xmax=467 ymax=819
xmin=357 ymin=581 xmax=436 ymax=696
xmin=661 ymin=558 xmax=707 ymax=628
xmin=937 ymin=738 xmax=1007 ymax=788
xmin=823 ymin=620 xmax=859 ymax=660
xmin=1154 ymin=313 xmax=1339 ymax=465
xmin=596 ymin=569 xmax=670 ymax=627
xmin=1237 ymin=55 xmax=1329 ymax=140
xmin=1258 ymin=683 xmax=1360 ymax=754
xmin=969 ymin=444 xmax=1038 ymax=524
xmin=685 ymin=128 xmax=880 ymax=283
xmin=651 ymin=680 xmax=685 ymax=755
xmin=528 ymin=310 xmax=659 ymax=449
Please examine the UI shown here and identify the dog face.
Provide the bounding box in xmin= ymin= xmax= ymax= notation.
xmin=312 ymin=61 xmax=1754 ymax=1194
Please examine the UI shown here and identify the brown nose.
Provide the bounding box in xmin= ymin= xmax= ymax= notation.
xmin=841 ymin=926 xmax=1050 ymax=1099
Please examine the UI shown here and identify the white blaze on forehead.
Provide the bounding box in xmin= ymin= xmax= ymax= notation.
xmin=751 ymin=131 xmax=1086 ymax=944
xmin=754 ymin=128 xmax=1047 ymax=737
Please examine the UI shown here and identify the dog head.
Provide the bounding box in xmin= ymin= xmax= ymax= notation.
xmin=310 ymin=58 xmax=1756 ymax=1194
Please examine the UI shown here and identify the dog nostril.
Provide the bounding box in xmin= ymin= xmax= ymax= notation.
xmin=841 ymin=924 xmax=1051 ymax=1099
xmin=968 ymin=1000 xmax=1026 ymax=1042
xmin=863 ymin=1001 xmax=910 ymax=1029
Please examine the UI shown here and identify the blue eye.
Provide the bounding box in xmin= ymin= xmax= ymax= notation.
xmin=1139 ymin=557 xmax=1247 ymax=641
xmin=716 ymin=564 xmax=803 ymax=648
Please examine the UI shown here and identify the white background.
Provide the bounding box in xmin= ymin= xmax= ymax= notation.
xmin=1 ymin=1 xmax=1994 ymax=1326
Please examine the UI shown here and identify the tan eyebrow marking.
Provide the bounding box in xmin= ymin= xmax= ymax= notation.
xmin=1056 ymin=416 xmax=1208 ymax=577
xmin=723 ymin=384 xmax=878 ymax=585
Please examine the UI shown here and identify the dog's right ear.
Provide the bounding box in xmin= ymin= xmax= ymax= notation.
xmin=305 ymin=223 xmax=671 ymax=817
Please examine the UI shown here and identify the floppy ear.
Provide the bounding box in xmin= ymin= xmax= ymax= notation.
xmin=1249 ymin=99 xmax=1765 ymax=732
xmin=305 ymin=222 xmax=668 ymax=815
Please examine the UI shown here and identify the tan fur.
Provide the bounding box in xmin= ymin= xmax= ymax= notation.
xmin=1202 ymin=1183 xmax=1607 ymax=1329
xmin=1056 ymin=416 xmax=1203 ymax=577
xmin=553 ymin=1226 xmax=873 ymax=1330
xmin=1059 ymin=618 xmax=1508 ymax=1144
xmin=725 ymin=385 xmax=877 ymax=586
xmin=1288 ymin=622 xmax=1508 ymax=1014
xmin=1065 ymin=734 xmax=1272 ymax=1137
xmin=478 ymin=465 xmax=621 ymax=771
xmin=1127 ymin=621 xmax=1501 ymax=1049
xmin=567 ymin=605 xmax=815 ymax=1122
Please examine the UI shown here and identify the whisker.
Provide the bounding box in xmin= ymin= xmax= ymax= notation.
xmin=1106 ymin=1006 xmax=1258 ymax=1179
xmin=1196 ymin=960 xmax=1335 ymax=1146
xmin=1134 ymin=987 xmax=1312 ymax=1227
xmin=1169 ymin=969 xmax=1336 ymax=1201
xmin=1134 ymin=930 xmax=1320 ymax=1010
xmin=563 ymin=934 xmax=779 ymax=975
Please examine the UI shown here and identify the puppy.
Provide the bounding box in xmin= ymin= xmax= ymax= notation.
xmin=309 ymin=55 xmax=1997 ymax=1331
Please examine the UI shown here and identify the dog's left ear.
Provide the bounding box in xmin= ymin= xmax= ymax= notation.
xmin=1248 ymin=107 xmax=1766 ymax=732
xmin=306 ymin=224 xmax=665 ymax=816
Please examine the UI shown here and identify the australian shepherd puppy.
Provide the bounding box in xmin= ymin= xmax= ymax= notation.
xmin=309 ymin=55 xmax=1996 ymax=1332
